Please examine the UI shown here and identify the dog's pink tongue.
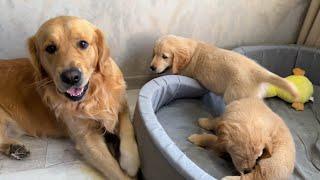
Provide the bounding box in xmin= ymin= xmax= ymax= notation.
xmin=67 ymin=87 xmax=83 ymax=97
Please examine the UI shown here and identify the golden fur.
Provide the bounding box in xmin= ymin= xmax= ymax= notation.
xmin=0 ymin=16 xmax=139 ymax=179
xmin=188 ymin=98 xmax=295 ymax=180
xmin=150 ymin=35 xmax=299 ymax=104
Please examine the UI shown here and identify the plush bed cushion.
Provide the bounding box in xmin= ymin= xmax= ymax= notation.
xmin=156 ymin=86 xmax=320 ymax=179
xmin=233 ymin=45 xmax=320 ymax=86
xmin=134 ymin=45 xmax=320 ymax=180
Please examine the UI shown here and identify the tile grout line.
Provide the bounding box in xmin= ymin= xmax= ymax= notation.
xmin=44 ymin=138 xmax=49 ymax=168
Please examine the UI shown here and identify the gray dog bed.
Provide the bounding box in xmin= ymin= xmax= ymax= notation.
xmin=133 ymin=45 xmax=320 ymax=180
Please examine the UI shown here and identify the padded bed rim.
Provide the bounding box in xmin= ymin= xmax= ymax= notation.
xmin=136 ymin=75 xmax=216 ymax=180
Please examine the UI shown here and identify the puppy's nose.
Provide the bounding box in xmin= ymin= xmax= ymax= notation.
xmin=60 ymin=68 xmax=82 ymax=86
xmin=243 ymin=168 xmax=252 ymax=174
xmin=150 ymin=65 xmax=156 ymax=71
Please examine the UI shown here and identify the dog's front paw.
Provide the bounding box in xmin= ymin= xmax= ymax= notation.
xmin=188 ymin=134 xmax=202 ymax=145
xmin=120 ymin=140 xmax=140 ymax=177
xmin=8 ymin=144 xmax=30 ymax=160
xmin=198 ymin=118 xmax=213 ymax=130
xmin=221 ymin=176 xmax=240 ymax=180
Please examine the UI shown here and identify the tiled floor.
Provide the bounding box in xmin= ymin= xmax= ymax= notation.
xmin=0 ymin=89 xmax=140 ymax=180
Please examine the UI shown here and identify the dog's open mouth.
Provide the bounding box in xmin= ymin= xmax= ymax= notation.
xmin=63 ymin=83 xmax=89 ymax=101
xmin=157 ymin=66 xmax=170 ymax=74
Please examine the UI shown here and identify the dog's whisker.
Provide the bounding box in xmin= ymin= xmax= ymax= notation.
xmin=36 ymin=79 xmax=54 ymax=89
xmin=28 ymin=78 xmax=53 ymax=88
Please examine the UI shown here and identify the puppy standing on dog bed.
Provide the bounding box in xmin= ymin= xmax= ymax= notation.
xmin=0 ymin=16 xmax=139 ymax=179
xmin=150 ymin=35 xmax=299 ymax=104
xmin=188 ymin=98 xmax=295 ymax=180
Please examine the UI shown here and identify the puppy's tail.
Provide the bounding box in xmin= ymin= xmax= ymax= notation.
xmin=256 ymin=69 xmax=299 ymax=100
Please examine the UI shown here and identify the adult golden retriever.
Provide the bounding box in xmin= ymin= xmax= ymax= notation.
xmin=150 ymin=35 xmax=298 ymax=104
xmin=188 ymin=98 xmax=295 ymax=180
xmin=0 ymin=16 xmax=139 ymax=179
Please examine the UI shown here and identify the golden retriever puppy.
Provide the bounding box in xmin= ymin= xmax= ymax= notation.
xmin=150 ymin=35 xmax=298 ymax=104
xmin=0 ymin=16 xmax=139 ymax=179
xmin=188 ymin=98 xmax=295 ymax=180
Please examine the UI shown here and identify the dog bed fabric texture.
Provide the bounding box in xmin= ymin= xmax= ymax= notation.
xmin=133 ymin=45 xmax=320 ymax=180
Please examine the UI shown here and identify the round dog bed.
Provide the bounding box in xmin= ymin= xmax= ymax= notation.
xmin=133 ymin=45 xmax=320 ymax=180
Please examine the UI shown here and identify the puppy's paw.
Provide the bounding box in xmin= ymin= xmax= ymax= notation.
xmin=292 ymin=102 xmax=304 ymax=111
xmin=120 ymin=140 xmax=140 ymax=177
xmin=188 ymin=134 xmax=202 ymax=145
xmin=8 ymin=144 xmax=30 ymax=160
xmin=221 ymin=176 xmax=241 ymax=180
xmin=198 ymin=118 xmax=213 ymax=130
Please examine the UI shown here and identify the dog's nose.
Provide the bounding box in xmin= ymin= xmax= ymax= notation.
xmin=243 ymin=168 xmax=252 ymax=174
xmin=60 ymin=68 xmax=82 ymax=86
xmin=150 ymin=65 xmax=156 ymax=71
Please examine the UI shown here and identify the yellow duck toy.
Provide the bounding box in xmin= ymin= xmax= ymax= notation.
xmin=266 ymin=68 xmax=314 ymax=111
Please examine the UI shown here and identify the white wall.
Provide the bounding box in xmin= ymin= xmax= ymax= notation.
xmin=0 ymin=0 xmax=310 ymax=81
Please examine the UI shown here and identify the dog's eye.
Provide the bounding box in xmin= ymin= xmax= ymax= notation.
xmin=78 ymin=40 xmax=89 ymax=49
xmin=45 ymin=45 xmax=57 ymax=54
xmin=162 ymin=54 xmax=168 ymax=59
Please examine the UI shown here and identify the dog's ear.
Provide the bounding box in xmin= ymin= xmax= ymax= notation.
xmin=216 ymin=121 xmax=240 ymax=136
xmin=216 ymin=121 xmax=232 ymax=140
xmin=216 ymin=121 xmax=242 ymax=145
xmin=28 ymin=36 xmax=45 ymax=80
xmin=95 ymin=28 xmax=110 ymax=74
xmin=262 ymin=141 xmax=273 ymax=158
xmin=216 ymin=121 xmax=227 ymax=136
xmin=172 ymin=46 xmax=192 ymax=74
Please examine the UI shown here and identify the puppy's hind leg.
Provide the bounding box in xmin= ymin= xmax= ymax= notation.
xmin=224 ymin=85 xmax=249 ymax=104
xmin=0 ymin=108 xmax=30 ymax=160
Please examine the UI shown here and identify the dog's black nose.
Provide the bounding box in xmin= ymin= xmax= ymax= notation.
xmin=150 ymin=65 xmax=156 ymax=71
xmin=60 ymin=68 xmax=82 ymax=85
xmin=243 ymin=168 xmax=252 ymax=174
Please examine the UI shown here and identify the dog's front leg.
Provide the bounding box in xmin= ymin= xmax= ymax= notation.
xmin=66 ymin=119 xmax=131 ymax=180
xmin=118 ymin=104 xmax=140 ymax=177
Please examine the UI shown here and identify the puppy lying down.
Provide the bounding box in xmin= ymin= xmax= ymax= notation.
xmin=150 ymin=35 xmax=298 ymax=104
xmin=188 ymin=98 xmax=295 ymax=180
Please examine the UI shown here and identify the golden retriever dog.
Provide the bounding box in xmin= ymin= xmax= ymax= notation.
xmin=0 ymin=16 xmax=139 ymax=179
xmin=188 ymin=98 xmax=295 ymax=180
xmin=150 ymin=35 xmax=298 ymax=104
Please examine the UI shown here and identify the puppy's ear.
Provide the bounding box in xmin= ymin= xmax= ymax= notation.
xmin=216 ymin=121 xmax=239 ymax=136
xmin=95 ymin=28 xmax=110 ymax=73
xmin=262 ymin=141 xmax=273 ymax=158
xmin=216 ymin=121 xmax=227 ymax=135
xmin=28 ymin=36 xmax=45 ymax=80
xmin=172 ymin=46 xmax=192 ymax=74
xmin=216 ymin=121 xmax=232 ymax=140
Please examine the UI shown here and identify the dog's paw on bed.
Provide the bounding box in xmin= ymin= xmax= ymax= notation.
xmin=221 ymin=176 xmax=240 ymax=180
xmin=188 ymin=134 xmax=204 ymax=146
xmin=198 ymin=118 xmax=214 ymax=130
xmin=119 ymin=140 xmax=140 ymax=177
xmin=8 ymin=144 xmax=30 ymax=160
